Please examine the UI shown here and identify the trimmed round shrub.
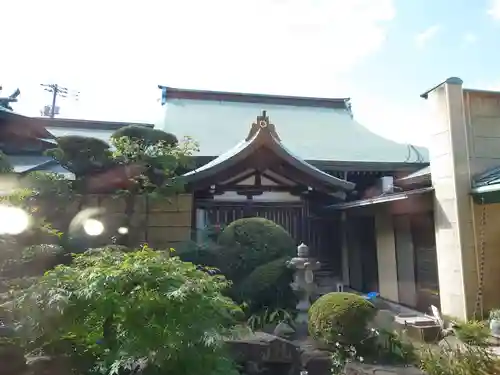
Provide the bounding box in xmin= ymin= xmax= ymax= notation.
xmin=217 ymin=217 xmax=295 ymax=281
xmin=308 ymin=292 xmax=376 ymax=345
xmin=176 ymin=240 xmax=221 ymax=268
xmin=235 ymin=256 xmax=295 ymax=311
xmin=111 ymin=125 xmax=178 ymax=146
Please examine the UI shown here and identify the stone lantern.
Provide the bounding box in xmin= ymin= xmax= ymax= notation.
xmin=286 ymin=243 xmax=321 ymax=333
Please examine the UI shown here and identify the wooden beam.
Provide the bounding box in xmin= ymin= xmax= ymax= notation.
xmin=220 ymin=169 xmax=256 ymax=185
xmin=261 ymin=170 xmax=297 ymax=186
xmin=213 ymin=185 xmax=308 ymax=194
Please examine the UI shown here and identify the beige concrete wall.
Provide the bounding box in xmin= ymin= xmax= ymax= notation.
xmin=472 ymin=203 xmax=500 ymax=314
xmin=48 ymin=193 xmax=193 ymax=250
xmin=375 ymin=212 xmax=399 ymax=302
xmin=464 ymin=90 xmax=500 ymax=316
xmin=426 ymin=80 xmax=500 ymax=319
xmin=426 ymin=78 xmax=477 ymax=320
xmin=464 ymin=91 xmax=500 ymax=176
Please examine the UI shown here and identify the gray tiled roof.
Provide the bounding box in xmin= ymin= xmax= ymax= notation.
xmin=6 ymin=155 xmax=72 ymax=178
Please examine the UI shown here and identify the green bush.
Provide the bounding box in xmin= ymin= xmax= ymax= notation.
xmin=111 ymin=125 xmax=178 ymax=146
xmin=176 ymin=240 xmax=221 ymax=269
xmin=235 ymin=256 xmax=295 ymax=311
xmin=15 ymin=247 xmax=240 ymax=375
xmin=454 ymin=320 xmax=490 ymax=346
xmin=217 ymin=217 xmax=295 ymax=281
xmin=46 ymin=135 xmax=114 ymax=178
xmin=309 ymin=292 xmax=376 ymax=345
xmin=418 ymin=340 xmax=500 ymax=375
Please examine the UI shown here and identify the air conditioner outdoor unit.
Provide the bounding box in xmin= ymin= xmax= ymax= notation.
xmin=378 ymin=176 xmax=394 ymax=194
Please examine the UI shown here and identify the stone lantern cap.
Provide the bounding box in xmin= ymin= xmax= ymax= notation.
xmin=287 ymin=243 xmax=321 ymax=270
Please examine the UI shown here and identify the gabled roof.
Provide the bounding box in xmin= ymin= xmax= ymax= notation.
xmin=157 ymin=86 xmax=429 ymax=163
xmin=34 ymin=117 xmax=154 ymax=131
xmin=0 ymin=108 xmax=56 ymax=141
xmin=6 ymin=155 xmax=73 ymax=177
xmin=184 ymin=111 xmax=354 ymax=193
xmin=158 ymin=86 xmax=351 ymax=110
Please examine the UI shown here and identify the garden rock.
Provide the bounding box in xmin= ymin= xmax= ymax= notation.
xmin=0 ymin=343 xmax=26 ymax=375
xmin=25 ymin=356 xmax=72 ymax=375
xmin=274 ymin=322 xmax=295 ymax=338
xmin=226 ymin=331 xmax=301 ymax=375
xmin=298 ymin=339 xmax=423 ymax=375
xmin=299 ymin=343 xmax=331 ymax=375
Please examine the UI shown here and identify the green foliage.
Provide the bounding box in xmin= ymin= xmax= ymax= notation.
xmin=235 ymin=256 xmax=295 ymax=311
xmin=454 ymin=320 xmax=490 ymax=346
xmin=490 ymin=309 xmax=500 ymax=321
xmin=418 ymin=340 xmax=500 ymax=375
xmin=15 ymin=246 xmax=240 ymax=375
xmin=110 ymin=131 xmax=198 ymax=196
xmin=43 ymin=127 xmax=197 ymax=196
xmin=176 ymin=226 xmax=227 ymax=267
xmin=176 ymin=239 xmax=221 ymax=268
xmin=330 ymin=328 xmax=416 ymax=374
xmin=45 ymin=135 xmax=113 ymax=178
xmin=206 ymin=217 xmax=297 ymax=315
xmin=308 ymin=292 xmax=376 ymax=346
xmin=111 ymin=125 xmax=178 ymax=147
xmin=0 ymin=186 xmax=63 ymax=252
xmin=217 ymin=217 xmax=296 ymax=281
xmin=0 ymin=151 xmax=12 ymax=173
xmin=362 ymin=328 xmax=416 ymax=364
xmin=246 ymin=307 xmax=295 ymax=332
xmin=22 ymin=171 xmax=72 ymax=199
xmin=21 ymin=244 xmax=65 ymax=272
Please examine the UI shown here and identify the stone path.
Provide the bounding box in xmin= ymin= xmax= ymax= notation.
xmin=345 ymin=363 xmax=424 ymax=375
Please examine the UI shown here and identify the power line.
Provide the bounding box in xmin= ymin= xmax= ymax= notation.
xmin=40 ymin=83 xmax=80 ymax=118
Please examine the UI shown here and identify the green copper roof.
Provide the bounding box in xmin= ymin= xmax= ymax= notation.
xmin=183 ymin=113 xmax=354 ymax=192
xmin=157 ymin=97 xmax=429 ymax=163
xmin=471 ymin=165 xmax=500 ymax=204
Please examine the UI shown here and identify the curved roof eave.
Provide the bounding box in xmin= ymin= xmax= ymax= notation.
xmin=268 ymin=135 xmax=354 ymax=191
xmin=183 ymin=113 xmax=354 ymax=191
xmin=182 ymin=137 xmax=255 ymax=181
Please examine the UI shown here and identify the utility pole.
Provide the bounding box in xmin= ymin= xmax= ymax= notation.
xmin=40 ymin=83 xmax=79 ymax=118
xmin=41 ymin=83 xmax=67 ymax=118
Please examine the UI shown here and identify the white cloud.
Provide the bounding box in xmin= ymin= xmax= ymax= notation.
xmin=0 ymin=0 xmax=395 ymax=122
xmin=488 ymin=0 xmax=500 ymax=19
xmin=415 ymin=25 xmax=441 ymax=48
xmin=463 ymin=32 xmax=478 ymax=44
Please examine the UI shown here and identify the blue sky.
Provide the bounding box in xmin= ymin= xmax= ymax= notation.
xmin=1 ymin=0 xmax=499 ymax=146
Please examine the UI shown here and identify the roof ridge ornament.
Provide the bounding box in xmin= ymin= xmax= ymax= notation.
xmin=245 ymin=110 xmax=281 ymax=142
xmin=0 ymin=86 xmax=21 ymax=111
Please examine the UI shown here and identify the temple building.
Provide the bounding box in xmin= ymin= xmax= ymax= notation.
xmin=7 ymin=80 xmax=500 ymax=321
xmin=157 ymin=86 xmax=436 ymax=313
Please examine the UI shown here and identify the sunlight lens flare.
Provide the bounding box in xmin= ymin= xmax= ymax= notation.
xmin=0 ymin=205 xmax=30 ymax=235
xmin=117 ymin=226 xmax=128 ymax=235
xmin=83 ymin=218 xmax=105 ymax=236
